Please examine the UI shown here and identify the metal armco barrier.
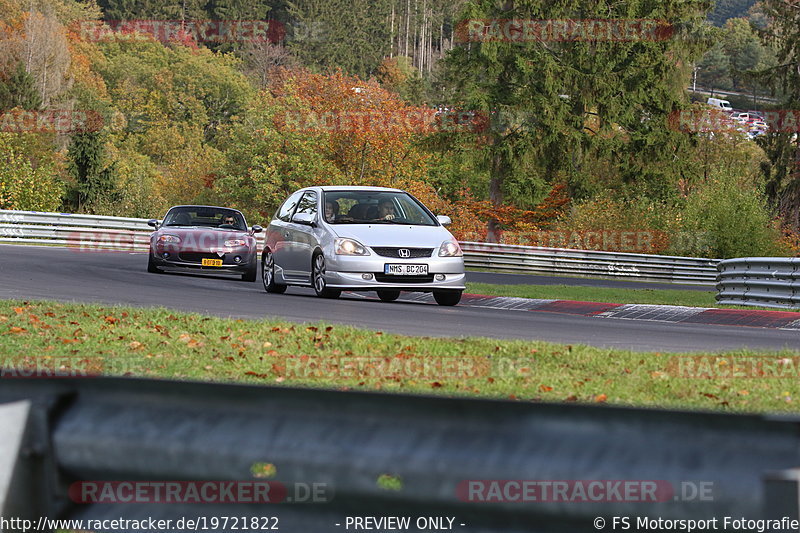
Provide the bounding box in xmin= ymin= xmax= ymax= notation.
xmin=461 ymin=242 xmax=719 ymax=285
xmin=1 ymin=209 xmax=719 ymax=285
xmin=3 ymin=377 xmax=800 ymax=532
xmin=716 ymin=257 xmax=800 ymax=309
xmin=0 ymin=209 xmax=154 ymax=251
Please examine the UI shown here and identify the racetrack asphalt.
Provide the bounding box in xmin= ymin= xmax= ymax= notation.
xmin=0 ymin=245 xmax=797 ymax=353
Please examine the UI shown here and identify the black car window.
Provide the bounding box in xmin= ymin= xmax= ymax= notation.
xmin=295 ymin=191 xmax=318 ymax=217
xmin=163 ymin=208 xmax=246 ymax=229
xmin=323 ymin=191 xmax=437 ymax=225
xmin=275 ymin=191 xmax=305 ymax=222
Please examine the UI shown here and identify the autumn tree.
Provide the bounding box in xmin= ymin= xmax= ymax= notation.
xmin=0 ymin=132 xmax=64 ymax=211
xmin=211 ymin=68 xmax=438 ymax=221
xmin=376 ymin=56 xmax=424 ymax=104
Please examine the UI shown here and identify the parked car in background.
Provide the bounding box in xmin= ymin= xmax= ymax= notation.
xmin=748 ymin=121 xmax=768 ymax=139
xmin=261 ymin=186 xmax=466 ymax=305
xmin=147 ymin=205 xmax=262 ymax=281
xmin=731 ymin=112 xmax=760 ymax=123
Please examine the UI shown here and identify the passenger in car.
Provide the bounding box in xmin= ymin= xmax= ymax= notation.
xmin=325 ymin=201 xmax=339 ymax=222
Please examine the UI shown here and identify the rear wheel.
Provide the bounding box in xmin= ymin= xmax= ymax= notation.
xmin=147 ymin=254 xmax=162 ymax=274
xmin=433 ymin=290 xmax=462 ymax=306
xmin=262 ymin=251 xmax=287 ymax=293
xmin=312 ymin=252 xmax=341 ymax=299
xmin=377 ymin=290 xmax=400 ymax=302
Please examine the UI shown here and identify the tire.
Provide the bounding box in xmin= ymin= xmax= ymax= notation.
xmin=312 ymin=252 xmax=341 ymax=299
xmin=147 ymin=254 xmax=162 ymax=274
xmin=377 ymin=290 xmax=400 ymax=302
xmin=241 ymin=261 xmax=257 ymax=282
xmin=262 ymin=250 xmax=287 ymax=293
xmin=433 ymin=290 xmax=462 ymax=306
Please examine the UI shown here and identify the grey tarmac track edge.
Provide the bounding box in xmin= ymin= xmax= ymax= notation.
xmin=0 ymin=245 xmax=797 ymax=353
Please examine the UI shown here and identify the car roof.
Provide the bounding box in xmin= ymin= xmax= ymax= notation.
xmin=310 ymin=186 xmax=405 ymax=193
xmin=166 ymin=205 xmax=244 ymax=213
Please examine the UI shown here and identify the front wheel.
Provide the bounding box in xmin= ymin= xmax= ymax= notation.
xmin=377 ymin=290 xmax=400 ymax=302
xmin=262 ymin=251 xmax=287 ymax=293
xmin=241 ymin=260 xmax=257 ymax=282
xmin=147 ymin=254 xmax=162 ymax=274
xmin=312 ymin=252 xmax=341 ymax=299
xmin=433 ymin=290 xmax=462 ymax=306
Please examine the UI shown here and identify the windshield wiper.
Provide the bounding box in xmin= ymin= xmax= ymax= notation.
xmin=371 ymin=219 xmax=412 ymax=224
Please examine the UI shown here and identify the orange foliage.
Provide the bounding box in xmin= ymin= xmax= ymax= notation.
xmin=778 ymin=226 xmax=800 ymax=256
xmin=247 ymin=67 xmax=570 ymax=242
xmin=267 ymin=67 xmax=432 ymax=184
xmin=449 ymin=184 xmax=571 ymax=242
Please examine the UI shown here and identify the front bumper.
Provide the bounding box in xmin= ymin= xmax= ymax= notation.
xmin=324 ymin=255 xmax=466 ymax=291
xmin=150 ymin=248 xmax=256 ymax=274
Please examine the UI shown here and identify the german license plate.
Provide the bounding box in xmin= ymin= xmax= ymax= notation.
xmin=384 ymin=264 xmax=428 ymax=275
xmin=202 ymin=258 xmax=223 ymax=267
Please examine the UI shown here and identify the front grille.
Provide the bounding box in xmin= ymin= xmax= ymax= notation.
xmin=179 ymin=252 xmax=226 ymax=263
xmin=371 ymin=247 xmax=433 ymax=258
xmin=374 ymin=274 xmax=434 ymax=283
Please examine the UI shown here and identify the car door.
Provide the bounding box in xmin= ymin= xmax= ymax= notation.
xmin=285 ymin=190 xmax=319 ymax=281
xmin=270 ymin=190 xmax=304 ymax=280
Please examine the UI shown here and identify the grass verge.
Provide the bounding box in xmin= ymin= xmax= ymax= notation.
xmin=0 ymin=299 xmax=798 ymax=413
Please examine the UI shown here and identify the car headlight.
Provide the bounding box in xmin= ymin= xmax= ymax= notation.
xmin=158 ymin=234 xmax=181 ymax=243
xmin=224 ymin=239 xmax=247 ymax=247
xmin=335 ymin=238 xmax=370 ymax=255
xmin=438 ymin=240 xmax=462 ymax=257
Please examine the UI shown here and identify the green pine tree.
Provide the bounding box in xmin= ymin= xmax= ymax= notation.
xmin=0 ymin=63 xmax=42 ymax=111
xmin=67 ymin=132 xmax=118 ymax=213
xmin=755 ymin=0 xmax=800 ymax=230
xmin=443 ymin=0 xmax=711 ymax=239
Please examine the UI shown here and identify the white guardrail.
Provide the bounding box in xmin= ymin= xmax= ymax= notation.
xmin=716 ymin=257 xmax=800 ymax=309
xmin=0 ymin=208 xmax=721 ymax=285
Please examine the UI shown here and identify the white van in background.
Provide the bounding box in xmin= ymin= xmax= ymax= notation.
xmin=707 ymin=98 xmax=733 ymax=111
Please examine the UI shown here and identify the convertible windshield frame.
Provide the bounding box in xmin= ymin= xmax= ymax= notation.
xmin=162 ymin=206 xmax=248 ymax=230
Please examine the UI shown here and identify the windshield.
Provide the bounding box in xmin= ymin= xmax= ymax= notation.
xmin=322 ymin=191 xmax=438 ymax=226
xmin=162 ymin=207 xmax=247 ymax=230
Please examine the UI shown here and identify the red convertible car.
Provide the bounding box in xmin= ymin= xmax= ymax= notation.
xmin=147 ymin=205 xmax=262 ymax=281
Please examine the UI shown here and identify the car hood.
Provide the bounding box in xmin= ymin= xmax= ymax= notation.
xmin=329 ymin=224 xmax=453 ymax=248
xmin=154 ymin=227 xmax=256 ymax=249
xmin=157 ymin=227 xmax=251 ymax=237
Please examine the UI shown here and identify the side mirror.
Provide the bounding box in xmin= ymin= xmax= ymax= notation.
xmin=147 ymin=219 xmax=160 ymax=228
xmin=291 ymin=212 xmax=316 ymax=227
xmin=436 ymin=215 xmax=452 ymax=226
xmin=251 ymin=225 xmax=263 ymax=234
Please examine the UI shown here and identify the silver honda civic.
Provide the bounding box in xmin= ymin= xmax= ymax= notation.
xmin=261 ymin=186 xmax=466 ymax=305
